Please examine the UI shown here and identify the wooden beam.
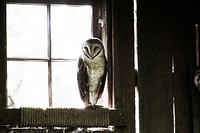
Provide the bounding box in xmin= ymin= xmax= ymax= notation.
xmin=0 ymin=0 xmax=7 ymax=108
xmin=10 ymin=129 xmax=114 ymax=133
xmin=111 ymin=0 xmax=135 ymax=132
xmin=0 ymin=109 xmax=20 ymax=126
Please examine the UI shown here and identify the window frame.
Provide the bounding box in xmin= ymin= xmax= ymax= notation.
xmin=5 ymin=0 xmax=108 ymax=108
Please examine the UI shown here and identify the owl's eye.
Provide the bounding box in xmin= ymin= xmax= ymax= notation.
xmin=84 ymin=46 xmax=89 ymax=53
xmin=93 ymin=47 xmax=98 ymax=52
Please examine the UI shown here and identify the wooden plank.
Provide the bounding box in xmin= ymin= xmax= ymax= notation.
xmin=11 ymin=129 xmax=46 ymax=133
xmin=111 ymin=0 xmax=122 ymax=111
xmin=191 ymin=22 xmax=200 ymax=133
xmin=11 ymin=129 xmax=113 ymax=133
xmin=92 ymin=0 xmax=102 ymax=39
xmin=137 ymin=1 xmax=174 ymax=133
xmin=0 ymin=109 xmax=20 ymax=127
xmin=0 ymin=0 xmax=7 ymax=108
xmin=173 ymin=20 xmax=195 ymax=133
xmin=190 ymin=67 xmax=200 ymax=133
xmin=138 ymin=1 xmax=196 ymax=133
xmin=101 ymin=0 xmax=113 ymax=108
xmin=111 ymin=0 xmax=135 ymax=132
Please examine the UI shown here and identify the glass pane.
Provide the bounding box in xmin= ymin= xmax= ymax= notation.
xmin=52 ymin=62 xmax=85 ymax=108
xmin=7 ymin=61 xmax=48 ymax=108
xmin=51 ymin=5 xmax=92 ymax=59
xmin=7 ymin=4 xmax=48 ymax=58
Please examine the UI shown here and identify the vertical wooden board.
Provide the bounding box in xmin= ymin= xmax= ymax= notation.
xmin=190 ymin=67 xmax=200 ymax=133
xmin=190 ymin=22 xmax=200 ymax=133
xmin=112 ymin=0 xmax=135 ymax=132
xmin=0 ymin=0 xmax=7 ymax=108
xmin=101 ymin=0 xmax=113 ymax=108
xmin=173 ymin=21 xmax=196 ymax=133
xmin=138 ymin=1 xmax=196 ymax=133
xmin=111 ymin=0 xmax=122 ymax=111
xmin=137 ymin=1 xmax=174 ymax=133
xmin=116 ymin=1 xmax=135 ymax=132
xmin=105 ymin=0 xmax=113 ymax=108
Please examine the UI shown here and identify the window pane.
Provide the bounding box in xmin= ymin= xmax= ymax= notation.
xmin=7 ymin=4 xmax=48 ymax=58
xmin=51 ymin=5 xmax=92 ymax=59
xmin=52 ymin=62 xmax=85 ymax=108
xmin=7 ymin=61 xmax=48 ymax=108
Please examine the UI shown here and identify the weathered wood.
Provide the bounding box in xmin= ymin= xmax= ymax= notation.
xmin=191 ymin=22 xmax=200 ymax=133
xmin=10 ymin=129 xmax=113 ymax=133
xmin=190 ymin=67 xmax=200 ymax=133
xmin=0 ymin=0 xmax=7 ymax=108
xmin=111 ymin=0 xmax=135 ymax=132
xmin=11 ymin=129 xmax=46 ymax=133
xmin=138 ymin=1 xmax=174 ymax=133
xmin=138 ymin=1 xmax=196 ymax=133
xmin=0 ymin=126 xmax=7 ymax=133
xmin=101 ymin=0 xmax=113 ymax=108
xmin=0 ymin=109 xmax=20 ymax=126
xmin=92 ymin=0 xmax=102 ymax=39
xmin=173 ymin=20 xmax=195 ymax=133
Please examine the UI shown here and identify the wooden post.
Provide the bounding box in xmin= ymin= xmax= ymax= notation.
xmin=0 ymin=1 xmax=8 ymax=132
xmin=0 ymin=0 xmax=7 ymax=108
xmin=112 ymin=0 xmax=135 ymax=132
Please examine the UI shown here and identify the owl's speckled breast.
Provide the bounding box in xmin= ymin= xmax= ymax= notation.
xmin=86 ymin=57 xmax=105 ymax=91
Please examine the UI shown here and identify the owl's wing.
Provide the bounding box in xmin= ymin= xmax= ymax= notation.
xmin=97 ymin=56 xmax=108 ymax=99
xmin=77 ymin=57 xmax=89 ymax=104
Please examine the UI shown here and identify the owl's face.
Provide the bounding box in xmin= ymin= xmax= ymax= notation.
xmin=82 ymin=39 xmax=104 ymax=59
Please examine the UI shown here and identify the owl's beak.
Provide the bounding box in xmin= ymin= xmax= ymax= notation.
xmin=84 ymin=46 xmax=100 ymax=59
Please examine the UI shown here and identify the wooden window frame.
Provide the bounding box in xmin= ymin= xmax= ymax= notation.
xmin=2 ymin=0 xmax=107 ymax=107
xmin=0 ymin=0 xmax=136 ymax=132
xmin=6 ymin=0 xmax=103 ymax=108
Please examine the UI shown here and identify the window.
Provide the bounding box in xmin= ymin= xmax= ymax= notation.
xmin=6 ymin=1 xmax=108 ymax=108
xmin=1 ymin=0 xmax=136 ymax=132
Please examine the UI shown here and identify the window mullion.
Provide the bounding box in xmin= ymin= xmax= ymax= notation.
xmin=47 ymin=4 xmax=52 ymax=107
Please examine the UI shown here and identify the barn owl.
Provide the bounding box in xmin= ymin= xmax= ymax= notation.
xmin=77 ymin=38 xmax=107 ymax=107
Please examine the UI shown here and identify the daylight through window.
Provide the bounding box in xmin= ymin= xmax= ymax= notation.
xmin=6 ymin=4 xmax=94 ymax=108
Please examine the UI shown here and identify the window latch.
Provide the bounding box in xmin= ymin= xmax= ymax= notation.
xmin=98 ymin=19 xmax=104 ymax=27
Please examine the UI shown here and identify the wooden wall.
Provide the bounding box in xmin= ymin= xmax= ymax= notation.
xmin=137 ymin=1 xmax=196 ymax=133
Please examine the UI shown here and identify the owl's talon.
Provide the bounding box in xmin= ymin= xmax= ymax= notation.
xmin=85 ymin=104 xmax=103 ymax=109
